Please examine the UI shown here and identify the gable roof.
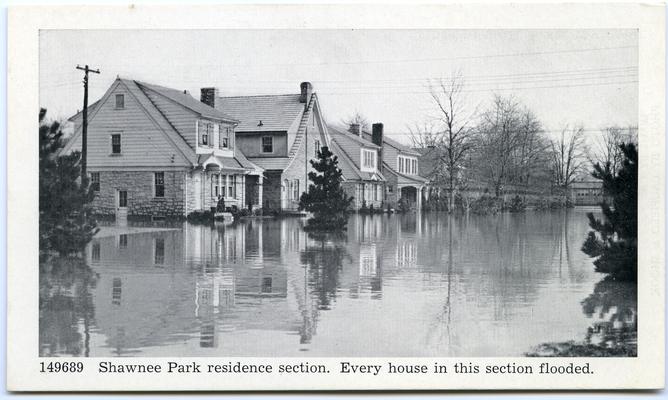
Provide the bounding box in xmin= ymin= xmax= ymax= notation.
xmin=61 ymin=78 xmax=196 ymax=165
xmin=328 ymin=125 xmax=380 ymax=149
xmin=136 ymin=81 xmax=239 ymax=122
xmin=216 ymin=94 xmax=304 ymax=132
xmin=329 ymin=138 xmax=385 ymax=182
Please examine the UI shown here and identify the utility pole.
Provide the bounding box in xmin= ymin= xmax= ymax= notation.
xmin=76 ymin=64 xmax=100 ymax=182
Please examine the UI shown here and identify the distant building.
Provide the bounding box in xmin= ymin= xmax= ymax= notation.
xmin=328 ymin=125 xmax=386 ymax=210
xmin=359 ymin=126 xmax=428 ymax=210
xmin=63 ymin=78 xmax=263 ymax=220
xmin=570 ymin=179 xmax=605 ymax=205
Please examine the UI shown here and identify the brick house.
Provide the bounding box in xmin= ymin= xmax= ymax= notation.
xmin=208 ymin=82 xmax=331 ymax=213
xmin=62 ymin=78 xmax=263 ymax=221
xmin=328 ymin=124 xmax=386 ymax=210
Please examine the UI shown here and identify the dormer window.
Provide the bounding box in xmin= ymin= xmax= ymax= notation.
xmin=220 ymin=126 xmax=230 ymax=149
xmin=361 ymin=148 xmax=377 ymax=172
xmin=115 ymin=94 xmax=125 ymax=109
xmin=262 ymin=136 xmax=273 ymax=153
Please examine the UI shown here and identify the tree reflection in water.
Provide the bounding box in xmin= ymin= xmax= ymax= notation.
xmin=527 ymin=277 xmax=637 ymax=357
xmin=298 ymin=231 xmax=351 ymax=345
xmin=39 ymin=256 xmax=98 ymax=357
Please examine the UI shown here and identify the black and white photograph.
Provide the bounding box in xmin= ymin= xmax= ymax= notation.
xmin=38 ymin=28 xmax=639 ymax=358
xmin=6 ymin=2 xmax=665 ymax=392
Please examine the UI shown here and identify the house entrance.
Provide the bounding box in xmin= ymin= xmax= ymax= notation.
xmin=116 ymin=190 xmax=128 ymax=226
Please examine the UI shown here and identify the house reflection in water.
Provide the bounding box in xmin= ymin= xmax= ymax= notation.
xmin=85 ymin=220 xmax=294 ymax=355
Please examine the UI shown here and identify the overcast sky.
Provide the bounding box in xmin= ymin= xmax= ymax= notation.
xmin=40 ymin=29 xmax=638 ymax=144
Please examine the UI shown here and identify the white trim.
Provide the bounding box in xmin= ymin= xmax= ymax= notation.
xmin=360 ymin=148 xmax=377 ymax=172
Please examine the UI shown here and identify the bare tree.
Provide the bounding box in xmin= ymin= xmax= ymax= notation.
xmin=426 ymin=72 xmax=476 ymax=212
xmin=587 ymin=125 xmax=638 ymax=177
xmin=475 ymin=95 xmax=524 ymax=197
xmin=550 ymin=125 xmax=587 ymax=193
xmin=341 ymin=111 xmax=370 ymax=133
xmin=408 ymin=121 xmax=440 ymax=149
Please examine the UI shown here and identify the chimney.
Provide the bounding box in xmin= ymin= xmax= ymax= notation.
xmin=372 ymin=123 xmax=384 ymax=172
xmin=299 ymin=82 xmax=313 ymax=104
xmin=200 ymin=87 xmax=218 ymax=108
xmin=349 ymin=123 xmax=361 ymax=136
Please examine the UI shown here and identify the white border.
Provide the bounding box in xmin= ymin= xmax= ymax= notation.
xmin=7 ymin=3 xmax=666 ymax=391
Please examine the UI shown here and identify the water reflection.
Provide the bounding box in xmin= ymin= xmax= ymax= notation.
xmin=38 ymin=210 xmax=637 ymax=357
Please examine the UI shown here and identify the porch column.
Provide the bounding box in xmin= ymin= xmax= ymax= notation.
xmin=258 ymin=176 xmax=263 ymax=209
xmin=416 ymin=186 xmax=423 ymax=211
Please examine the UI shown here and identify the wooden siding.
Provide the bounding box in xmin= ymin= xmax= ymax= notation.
xmin=65 ymin=83 xmax=191 ymax=168
xmin=236 ymin=132 xmax=288 ymax=158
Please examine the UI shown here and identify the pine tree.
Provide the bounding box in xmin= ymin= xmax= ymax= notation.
xmin=39 ymin=108 xmax=98 ymax=255
xmin=582 ymin=143 xmax=637 ymax=281
xmin=299 ymin=146 xmax=353 ymax=230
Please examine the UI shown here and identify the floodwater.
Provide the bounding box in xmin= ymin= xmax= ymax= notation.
xmin=39 ymin=210 xmax=636 ymax=357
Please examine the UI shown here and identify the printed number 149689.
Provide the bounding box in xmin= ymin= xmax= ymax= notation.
xmin=40 ymin=361 xmax=84 ymax=373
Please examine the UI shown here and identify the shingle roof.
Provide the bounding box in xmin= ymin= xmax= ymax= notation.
xmin=383 ymin=161 xmax=428 ymax=185
xmin=359 ymin=130 xmax=420 ymax=156
xmin=329 ymin=139 xmax=385 ymax=182
xmin=136 ymin=81 xmax=239 ymax=122
xmin=247 ymin=157 xmax=291 ymax=171
xmin=328 ymin=125 xmax=380 ymax=149
xmin=216 ymin=94 xmax=304 ymax=132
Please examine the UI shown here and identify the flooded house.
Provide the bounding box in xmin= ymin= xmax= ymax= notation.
xmin=211 ymin=82 xmax=331 ymax=213
xmin=328 ymin=125 xmax=386 ymax=210
xmin=62 ymin=78 xmax=264 ymax=220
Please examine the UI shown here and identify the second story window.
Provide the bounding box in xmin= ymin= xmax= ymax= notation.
xmin=115 ymin=94 xmax=125 ymax=109
xmin=361 ymin=149 xmax=376 ymax=171
xmin=398 ymin=155 xmax=417 ymax=175
xmin=154 ymin=172 xmax=165 ymax=197
xmin=90 ymin=172 xmax=100 ymax=191
xmin=111 ymin=134 xmax=121 ymax=154
xmin=262 ymin=136 xmax=273 ymax=153
xmin=220 ymin=126 xmax=229 ymax=149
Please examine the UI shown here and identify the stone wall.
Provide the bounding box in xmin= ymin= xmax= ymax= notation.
xmin=91 ymin=170 xmax=186 ymax=218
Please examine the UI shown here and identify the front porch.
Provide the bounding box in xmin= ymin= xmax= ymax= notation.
xmin=188 ymin=163 xmax=263 ymax=214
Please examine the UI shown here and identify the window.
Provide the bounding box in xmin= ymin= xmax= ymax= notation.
xmin=153 ymin=172 xmax=165 ymax=197
xmin=228 ymin=175 xmax=236 ymax=198
xmin=362 ymin=149 xmax=376 ymax=171
xmin=314 ymin=140 xmax=320 ymax=157
xmin=90 ymin=172 xmax=100 ymax=191
xmin=262 ymin=136 xmax=273 ymax=153
xmin=213 ymin=174 xmax=219 ymax=198
xmin=199 ymin=122 xmax=211 ymax=146
xmin=115 ymin=94 xmax=124 ymax=109
xmin=111 ymin=134 xmax=121 ymax=154
xmin=377 ymin=184 xmax=383 ymax=201
xmin=293 ymin=179 xmax=300 ymax=200
xmin=398 ymin=156 xmax=417 ymax=175
xmin=220 ymin=126 xmax=229 ymax=148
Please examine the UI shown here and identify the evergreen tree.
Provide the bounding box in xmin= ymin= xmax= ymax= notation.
xmin=582 ymin=143 xmax=637 ymax=281
xmin=299 ymin=146 xmax=353 ymax=230
xmin=39 ymin=108 xmax=98 ymax=255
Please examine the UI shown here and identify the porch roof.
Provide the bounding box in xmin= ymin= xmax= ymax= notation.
xmin=383 ymin=161 xmax=428 ymax=187
xmin=197 ymin=154 xmax=251 ymax=172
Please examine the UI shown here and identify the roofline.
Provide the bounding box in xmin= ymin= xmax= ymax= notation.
xmin=135 ymin=80 xmax=240 ymax=124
